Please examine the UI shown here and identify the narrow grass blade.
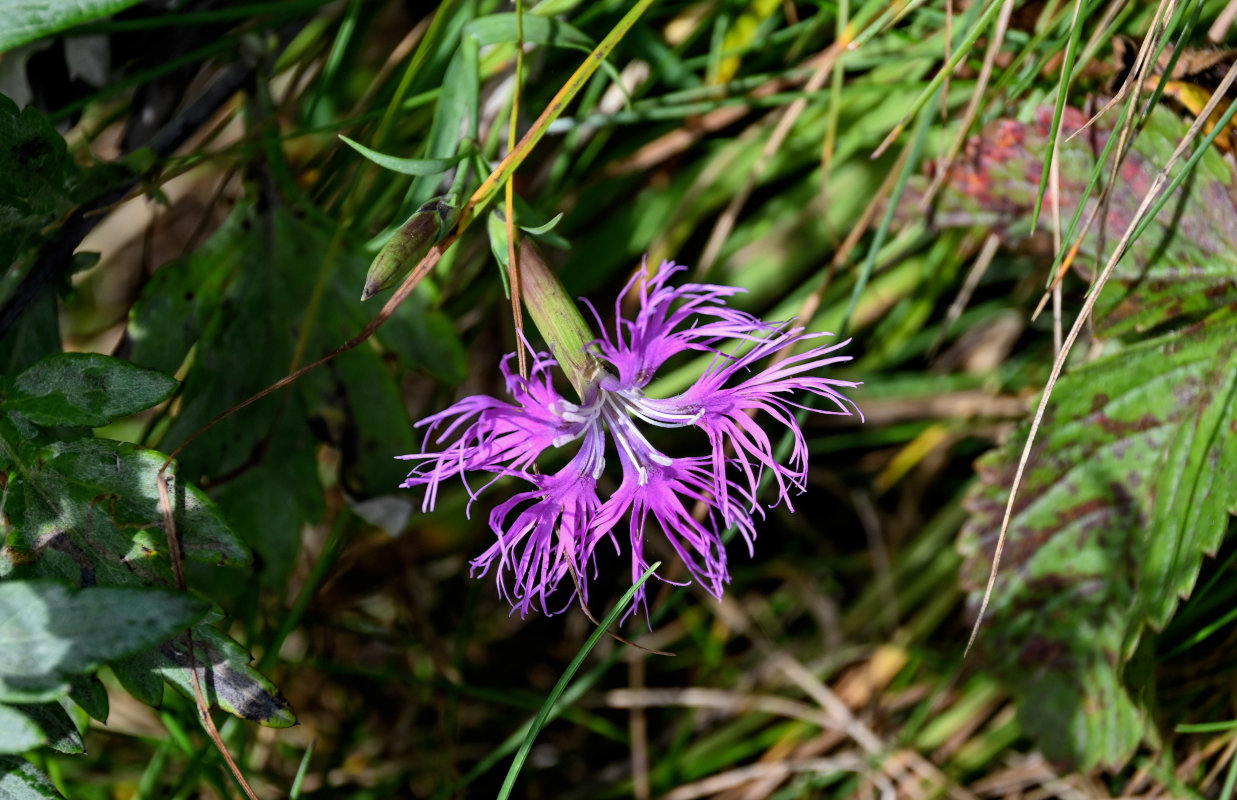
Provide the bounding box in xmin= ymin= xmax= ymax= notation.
xmin=496 ymin=563 xmax=662 ymax=800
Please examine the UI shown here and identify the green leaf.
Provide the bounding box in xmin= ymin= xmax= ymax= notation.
xmin=421 ymin=35 xmax=479 ymax=174
xmin=0 ymin=286 xmax=60 ymax=377
xmin=155 ymin=208 xmax=316 ymax=481
xmin=339 ymin=135 xmax=465 ymax=177
xmin=68 ymin=675 xmax=108 ymax=723
xmin=3 ymin=353 xmax=178 ymax=428
xmin=0 ymin=756 xmax=66 ymax=799
xmin=301 ymin=244 xmax=422 ymax=497
xmin=4 ymin=438 xmax=251 ymax=590
xmin=518 ymin=212 xmax=565 ymax=236
xmin=209 ymin=395 xmax=322 ymax=587
xmin=112 ymin=625 xmax=295 ymax=727
xmin=464 ymin=12 xmax=595 ymax=50
xmin=146 ymin=208 xmax=325 ymax=577
xmin=128 ymin=206 xmax=249 ymax=375
xmin=0 ymin=705 xmax=45 ymax=754
xmin=0 ymin=0 xmax=145 ymax=50
xmin=0 ymin=95 xmax=78 ymax=275
xmin=1140 ymin=318 xmax=1237 ymax=628
xmin=958 ymin=307 xmax=1237 ymax=768
xmin=497 ymin=563 xmax=659 ymax=800
xmin=0 ymin=580 xmax=206 ymax=697
xmin=377 ymin=288 xmax=468 ymax=386
xmin=8 ymin=702 xmax=82 ymax=755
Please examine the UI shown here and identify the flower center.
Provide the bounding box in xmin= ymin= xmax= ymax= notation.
xmin=599 ymin=389 xmax=672 ymax=486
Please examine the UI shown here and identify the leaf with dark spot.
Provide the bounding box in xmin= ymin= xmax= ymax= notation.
xmin=0 ymin=755 xmax=67 ymax=799
xmin=112 ymin=625 xmax=295 ymax=727
xmin=959 ymin=306 xmax=1237 ymax=769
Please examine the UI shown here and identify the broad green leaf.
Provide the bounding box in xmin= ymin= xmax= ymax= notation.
xmin=0 ymin=95 xmax=122 ymax=289
xmin=1141 ymin=319 xmax=1237 ymax=628
xmin=3 ymin=353 xmax=178 ymax=427
xmin=339 ymin=136 xmax=464 ymax=177
xmin=377 ymin=288 xmax=468 ymax=386
xmin=0 ymin=705 xmax=45 ymax=754
xmin=0 ymin=287 xmax=60 ymax=377
xmin=3 ymin=438 xmax=251 ymax=589
xmin=128 ymin=206 xmax=249 ymax=375
xmin=0 ymin=0 xmax=145 ymax=51
xmin=0 ymin=756 xmax=66 ymax=799
xmin=958 ymin=307 xmax=1237 ymax=768
xmin=413 ymin=33 xmax=478 ymax=206
xmin=156 ymin=208 xmax=318 ymax=481
xmin=210 ymin=394 xmax=322 ymax=587
xmin=0 ymin=580 xmax=206 ymax=697
xmin=112 ymin=625 xmax=295 ymax=727
xmin=8 ymin=702 xmax=82 ymax=755
xmin=68 ymin=675 xmax=107 ymax=723
xmin=0 ymin=95 xmax=75 ymax=214
xmin=0 ymin=676 xmax=66 ymax=706
xmin=148 ymin=208 xmax=325 ymax=576
xmin=302 ymin=237 xmax=422 ymax=495
xmin=0 ymin=95 xmax=78 ymax=276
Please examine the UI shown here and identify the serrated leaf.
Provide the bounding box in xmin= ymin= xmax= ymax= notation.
xmin=1141 ymin=321 xmax=1237 ymax=628
xmin=108 ymin=655 xmax=162 ymax=708
xmin=5 ymin=438 xmax=250 ymax=590
xmin=0 ymin=676 xmax=67 ymax=705
xmin=0 ymin=756 xmax=66 ymax=799
xmin=0 ymin=95 xmax=79 ymax=277
xmin=912 ymin=104 xmax=1237 ymax=334
xmin=0 ymin=95 xmax=75 ymax=215
xmin=0 ymin=580 xmax=206 ymax=691
xmin=0 ymin=0 xmax=145 ymax=51
xmin=3 ymin=353 xmax=178 ymax=427
xmin=112 ymin=625 xmax=295 ymax=727
xmin=958 ymin=307 xmax=1237 ymax=768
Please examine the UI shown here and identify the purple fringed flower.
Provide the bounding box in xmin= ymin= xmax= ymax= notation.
xmin=399 ymin=260 xmax=861 ymax=617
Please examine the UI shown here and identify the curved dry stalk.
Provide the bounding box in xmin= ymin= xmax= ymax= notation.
xmin=156 ymin=473 xmax=259 ymax=800
xmin=1066 ymin=0 xmax=1177 ymax=143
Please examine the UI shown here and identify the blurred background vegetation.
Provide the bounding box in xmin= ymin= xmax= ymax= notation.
xmin=5 ymin=0 xmax=1237 ymax=797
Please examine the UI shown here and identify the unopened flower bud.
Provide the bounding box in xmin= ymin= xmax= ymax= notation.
xmin=517 ymin=241 xmax=601 ymax=398
xmin=362 ymin=197 xmax=460 ymax=301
